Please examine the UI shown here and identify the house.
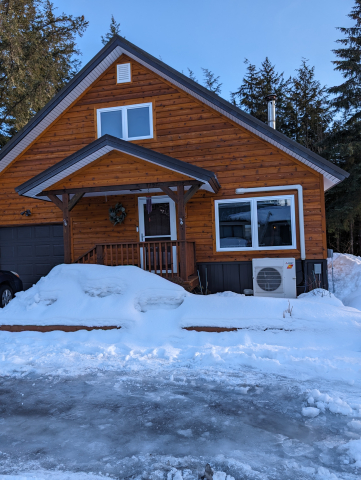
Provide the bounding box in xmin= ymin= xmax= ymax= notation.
xmin=0 ymin=36 xmax=348 ymax=293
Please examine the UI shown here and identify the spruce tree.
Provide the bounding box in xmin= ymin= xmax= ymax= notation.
xmin=201 ymin=68 xmax=222 ymax=95
xmin=187 ymin=68 xmax=197 ymax=82
xmin=0 ymin=0 xmax=88 ymax=147
xmin=288 ymin=59 xmax=331 ymax=153
xmin=323 ymin=0 xmax=361 ymax=253
xmin=101 ymin=15 xmax=121 ymax=45
xmin=231 ymin=58 xmax=292 ymax=136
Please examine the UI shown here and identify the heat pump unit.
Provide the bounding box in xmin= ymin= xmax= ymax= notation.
xmin=252 ymin=258 xmax=297 ymax=298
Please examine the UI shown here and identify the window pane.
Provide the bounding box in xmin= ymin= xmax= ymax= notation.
xmin=144 ymin=203 xmax=170 ymax=238
xmin=100 ymin=110 xmax=123 ymax=139
xmin=127 ymin=107 xmax=151 ymax=138
xmin=218 ymin=202 xmax=252 ymax=248
xmin=257 ymin=199 xmax=292 ymax=247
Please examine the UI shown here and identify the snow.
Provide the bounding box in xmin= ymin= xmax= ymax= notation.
xmin=0 ymin=256 xmax=361 ymax=478
xmin=301 ymin=406 xmax=320 ymax=418
xmin=0 ymin=264 xmax=360 ymax=392
xmin=328 ymin=252 xmax=361 ymax=309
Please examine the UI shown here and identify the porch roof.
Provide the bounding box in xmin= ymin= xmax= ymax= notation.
xmin=15 ymin=135 xmax=220 ymax=200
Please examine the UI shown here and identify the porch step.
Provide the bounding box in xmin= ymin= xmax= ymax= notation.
xmin=166 ymin=275 xmax=199 ymax=292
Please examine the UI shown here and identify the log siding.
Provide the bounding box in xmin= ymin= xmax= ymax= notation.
xmin=1 ymin=55 xmax=327 ymax=262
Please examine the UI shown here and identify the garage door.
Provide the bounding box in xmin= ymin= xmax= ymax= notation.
xmin=0 ymin=224 xmax=64 ymax=289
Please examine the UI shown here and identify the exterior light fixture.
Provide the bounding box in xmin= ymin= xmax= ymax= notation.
xmin=20 ymin=210 xmax=31 ymax=217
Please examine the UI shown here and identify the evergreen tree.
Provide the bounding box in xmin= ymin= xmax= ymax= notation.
xmin=0 ymin=0 xmax=88 ymax=147
xmin=187 ymin=68 xmax=197 ymax=82
xmin=201 ymin=68 xmax=222 ymax=94
xmin=288 ymin=59 xmax=331 ymax=153
xmin=323 ymin=0 xmax=361 ymax=253
xmin=101 ymin=15 xmax=121 ymax=45
xmin=231 ymin=58 xmax=292 ymax=136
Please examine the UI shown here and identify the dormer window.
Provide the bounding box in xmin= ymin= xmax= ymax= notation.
xmin=97 ymin=103 xmax=153 ymax=141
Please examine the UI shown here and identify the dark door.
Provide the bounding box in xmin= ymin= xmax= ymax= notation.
xmin=0 ymin=224 xmax=64 ymax=289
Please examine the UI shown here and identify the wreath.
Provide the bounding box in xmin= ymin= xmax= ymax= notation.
xmin=109 ymin=203 xmax=127 ymax=226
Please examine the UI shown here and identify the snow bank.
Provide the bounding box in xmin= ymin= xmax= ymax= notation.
xmin=328 ymin=252 xmax=361 ymax=310
xmin=0 ymin=263 xmax=360 ymax=395
xmin=0 ymin=264 xmax=186 ymax=326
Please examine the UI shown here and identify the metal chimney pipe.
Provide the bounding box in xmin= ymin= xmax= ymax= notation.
xmin=265 ymin=94 xmax=277 ymax=129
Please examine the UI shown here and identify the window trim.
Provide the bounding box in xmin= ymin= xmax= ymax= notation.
xmin=96 ymin=102 xmax=153 ymax=141
xmin=214 ymin=195 xmax=297 ymax=252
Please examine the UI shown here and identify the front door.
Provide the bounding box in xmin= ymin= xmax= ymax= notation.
xmin=138 ymin=196 xmax=177 ymax=272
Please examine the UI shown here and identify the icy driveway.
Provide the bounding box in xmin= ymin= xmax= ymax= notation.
xmin=0 ymin=371 xmax=360 ymax=479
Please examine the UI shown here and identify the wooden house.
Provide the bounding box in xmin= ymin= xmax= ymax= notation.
xmin=0 ymin=36 xmax=348 ymax=292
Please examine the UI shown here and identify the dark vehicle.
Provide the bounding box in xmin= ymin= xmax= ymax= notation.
xmin=0 ymin=271 xmax=23 ymax=308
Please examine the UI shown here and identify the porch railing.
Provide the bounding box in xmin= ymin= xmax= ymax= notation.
xmin=74 ymin=241 xmax=196 ymax=281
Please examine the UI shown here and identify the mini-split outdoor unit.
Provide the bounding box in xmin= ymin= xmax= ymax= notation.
xmin=252 ymin=258 xmax=297 ymax=298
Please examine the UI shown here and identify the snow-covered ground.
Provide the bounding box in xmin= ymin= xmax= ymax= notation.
xmin=0 ymin=257 xmax=360 ymax=479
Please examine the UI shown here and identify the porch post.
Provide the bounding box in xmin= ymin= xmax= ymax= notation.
xmin=62 ymin=193 xmax=71 ymax=264
xmin=177 ymin=184 xmax=188 ymax=281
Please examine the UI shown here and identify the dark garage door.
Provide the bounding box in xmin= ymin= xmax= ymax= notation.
xmin=0 ymin=224 xmax=64 ymax=289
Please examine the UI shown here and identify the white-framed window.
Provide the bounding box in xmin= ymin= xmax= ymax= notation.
xmin=97 ymin=102 xmax=153 ymax=141
xmin=214 ymin=195 xmax=297 ymax=252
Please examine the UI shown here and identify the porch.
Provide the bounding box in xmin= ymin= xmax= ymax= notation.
xmin=74 ymin=240 xmax=198 ymax=289
xmin=15 ymin=136 xmax=220 ymax=289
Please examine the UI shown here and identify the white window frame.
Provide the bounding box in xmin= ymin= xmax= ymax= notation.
xmin=214 ymin=195 xmax=297 ymax=252
xmin=96 ymin=102 xmax=153 ymax=141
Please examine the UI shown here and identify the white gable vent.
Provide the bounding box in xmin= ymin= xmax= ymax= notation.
xmin=117 ymin=63 xmax=131 ymax=84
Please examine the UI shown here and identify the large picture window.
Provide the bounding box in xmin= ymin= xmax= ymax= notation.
xmin=214 ymin=195 xmax=296 ymax=252
xmin=97 ymin=103 xmax=153 ymax=141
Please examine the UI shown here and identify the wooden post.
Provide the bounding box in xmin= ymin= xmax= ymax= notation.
xmin=177 ymin=184 xmax=187 ymax=281
xmin=96 ymin=245 xmax=104 ymax=265
xmin=62 ymin=193 xmax=71 ymax=264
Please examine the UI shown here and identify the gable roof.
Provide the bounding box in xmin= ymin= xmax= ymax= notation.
xmin=0 ymin=35 xmax=348 ymax=190
xmin=15 ymin=135 xmax=220 ymax=199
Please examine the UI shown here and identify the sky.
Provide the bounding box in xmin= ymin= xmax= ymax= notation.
xmin=53 ymin=0 xmax=355 ymax=102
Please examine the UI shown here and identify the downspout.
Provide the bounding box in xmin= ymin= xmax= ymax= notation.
xmin=235 ymin=185 xmax=306 ymax=260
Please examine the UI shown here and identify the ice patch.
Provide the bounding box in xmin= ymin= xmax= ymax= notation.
xmin=317 ymin=466 xmax=339 ymax=479
xmin=177 ymin=429 xmax=193 ymax=438
xmin=0 ymin=471 xmax=109 ymax=479
xmin=348 ymin=419 xmax=361 ymax=430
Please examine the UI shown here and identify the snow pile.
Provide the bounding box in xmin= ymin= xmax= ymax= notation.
xmin=347 ymin=438 xmax=361 ymax=467
xmin=0 ymin=263 xmax=360 ymax=391
xmin=328 ymin=252 xmax=361 ymax=309
xmin=0 ymin=264 xmax=186 ymax=326
xmin=306 ymin=389 xmax=361 ymax=417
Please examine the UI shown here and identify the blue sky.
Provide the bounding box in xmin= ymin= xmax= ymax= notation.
xmin=54 ymin=0 xmax=354 ymax=101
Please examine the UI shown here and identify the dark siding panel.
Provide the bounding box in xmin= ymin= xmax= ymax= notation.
xmin=197 ymin=259 xmax=328 ymax=295
xmin=0 ymin=224 xmax=64 ymax=289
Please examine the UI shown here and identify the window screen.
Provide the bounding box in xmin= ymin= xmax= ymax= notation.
xmin=218 ymin=202 xmax=252 ymax=248
xmin=100 ymin=110 xmax=123 ymax=139
xmin=127 ymin=107 xmax=151 ymax=138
